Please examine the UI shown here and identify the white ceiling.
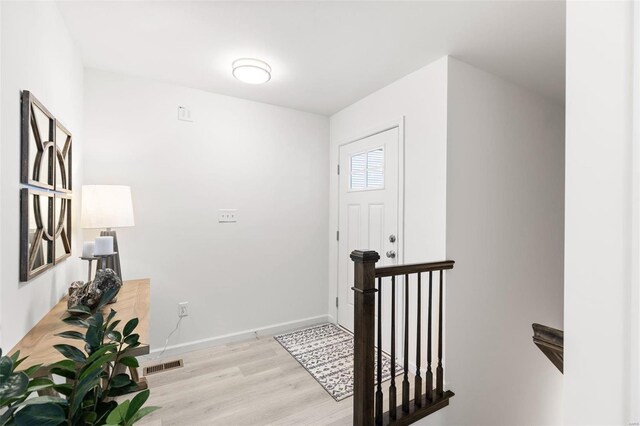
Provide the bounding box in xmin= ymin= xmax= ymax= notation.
xmin=57 ymin=1 xmax=565 ymax=115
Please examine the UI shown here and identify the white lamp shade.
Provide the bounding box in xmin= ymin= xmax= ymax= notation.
xmin=81 ymin=185 xmax=135 ymax=229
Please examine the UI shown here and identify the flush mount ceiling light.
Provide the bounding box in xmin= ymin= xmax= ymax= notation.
xmin=232 ymin=58 xmax=271 ymax=84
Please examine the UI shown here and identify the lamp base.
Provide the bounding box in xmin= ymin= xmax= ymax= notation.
xmin=100 ymin=229 xmax=122 ymax=282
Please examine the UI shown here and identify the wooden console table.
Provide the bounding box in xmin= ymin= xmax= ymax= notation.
xmin=10 ymin=279 xmax=150 ymax=389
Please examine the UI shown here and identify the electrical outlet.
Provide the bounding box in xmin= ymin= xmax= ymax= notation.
xmin=177 ymin=106 xmax=193 ymax=122
xmin=218 ymin=209 xmax=237 ymax=223
xmin=178 ymin=302 xmax=189 ymax=317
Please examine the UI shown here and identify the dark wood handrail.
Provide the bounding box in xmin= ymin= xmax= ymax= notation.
xmin=351 ymin=250 xmax=455 ymax=426
xmin=375 ymin=260 xmax=455 ymax=277
xmin=532 ymin=323 xmax=563 ymax=373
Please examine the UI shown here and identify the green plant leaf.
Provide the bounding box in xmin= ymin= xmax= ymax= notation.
xmin=26 ymin=377 xmax=54 ymax=393
xmin=67 ymin=305 xmax=91 ymax=315
xmin=97 ymin=287 xmax=119 ymax=310
xmin=123 ymin=319 xmax=138 ymax=337
xmin=62 ymin=316 xmax=90 ymax=328
xmin=78 ymin=355 xmax=110 ymax=382
xmin=53 ymin=344 xmax=86 ymax=362
xmin=85 ymin=344 xmax=117 ymax=365
xmin=85 ymin=325 xmax=102 ymax=351
xmin=106 ymin=331 xmax=122 ymax=343
xmin=118 ymin=357 xmax=139 ymax=369
xmin=50 ymin=367 xmax=76 ymax=381
xmin=69 ymin=367 xmax=103 ymax=416
xmin=52 ymin=383 xmax=73 ymax=396
xmin=55 ymin=330 xmax=85 ymax=341
xmin=14 ymin=402 xmax=65 ymax=426
xmin=83 ymin=411 xmax=98 ymax=424
xmin=48 ymin=359 xmax=75 ymax=371
xmin=107 ymin=320 xmax=121 ymax=333
xmin=106 ymin=309 xmax=117 ymax=323
xmin=107 ymin=383 xmax=139 ymax=397
xmin=88 ymin=310 xmax=104 ymax=330
xmin=106 ymin=400 xmax=129 ymax=425
xmin=125 ymin=389 xmax=149 ymax=421
xmin=0 ymin=372 xmax=28 ymax=401
xmin=19 ymin=364 xmax=43 ymax=378
xmin=17 ymin=395 xmax=67 ymax=407
xmin=110 ymin=374 xmax=132 ymax=388
xmin=0 ymin=392 xmax=28 ymax=411
xmin=130 ymin=406 xmax=160 ymax=425
xmin=0 ymin=356 xmax=14 ymax=384
xmin=13 ymin=356 xmax=28 ymax=370
xmin=95 ymin=400 xmax=118 ymax=424
xmin=123 ymin=334 xmax=139 ymax=346
xmin=49 ymin=358 xmax=78 ymax=381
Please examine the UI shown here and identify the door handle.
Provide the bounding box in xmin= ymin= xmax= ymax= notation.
xmin=386 ymin=250 xmax=396 ymax=259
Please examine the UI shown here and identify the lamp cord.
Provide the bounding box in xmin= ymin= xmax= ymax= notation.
xmin=152 ymin=316 xmax=183 ymax=361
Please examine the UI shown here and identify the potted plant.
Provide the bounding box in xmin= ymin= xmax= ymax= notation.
xmin=0 ymin=289 xmax=159 ymax=425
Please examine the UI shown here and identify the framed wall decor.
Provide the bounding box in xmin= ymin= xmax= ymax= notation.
xmin=21 ymin=91 xmax=55 ymax=190
xmin=20 ymin=189 xmax=55 ymax=281
xmin=55 ymin=120 xmax=72 ymax=193
xmin=20 ymin=91 xmax=74 ymax=281
xmin=53 ymin=193 xmax=72 ymax=263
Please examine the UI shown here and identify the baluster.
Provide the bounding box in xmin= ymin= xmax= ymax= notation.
xmin=436 ymin=270 xmax=444 ymax=398
xmin=415 ymin=273 xmax=422 ymax=407
xmin=402 ymin=274 xmax=410 ymax=413
xmin=375 ymin=277 xmax=383 ymax=425
xmin=389 ymin=275 xmax=397 ymax=419
xmin=426 ymin=271 xmax=433 ymax=403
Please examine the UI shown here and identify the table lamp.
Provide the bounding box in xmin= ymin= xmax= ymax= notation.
xmin=81 ymin=185 xmax=135 ymax=281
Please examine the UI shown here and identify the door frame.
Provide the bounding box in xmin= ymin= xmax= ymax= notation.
xmin=335 ymin=117 xmax=406 ymax=327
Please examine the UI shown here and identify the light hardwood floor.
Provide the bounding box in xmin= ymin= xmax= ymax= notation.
xmin=135 ymin=333 xmax=414 ymax=426
xmin=136 ymin=335 xmax=352 ymax=425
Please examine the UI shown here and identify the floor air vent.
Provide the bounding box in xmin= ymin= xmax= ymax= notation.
xmin=143 ymin=359 xmax=184 ymax=376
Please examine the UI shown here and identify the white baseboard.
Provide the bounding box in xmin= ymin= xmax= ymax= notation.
xmin=142 ymin=314 xmax=330 ymax=361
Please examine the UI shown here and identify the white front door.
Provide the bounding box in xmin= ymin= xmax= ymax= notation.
xmin=338 ymin=127 xmax=400 ymax=332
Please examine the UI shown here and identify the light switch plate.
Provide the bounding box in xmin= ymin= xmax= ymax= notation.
xmin=218 ymin=209 xmax=237 ymax=223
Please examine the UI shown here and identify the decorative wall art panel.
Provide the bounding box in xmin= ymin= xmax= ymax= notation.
xmin=55 ymin=120 xmax=72 ymax=193
xmin=20 ymin=189 xmax=54 ymax=281
xmin=54 ymin=194 xmax=72 ymax=263
xmin=20 ymin=91 xmax=74 ymax=282
xmin=21 ymin=91 xmax=55 ymax=190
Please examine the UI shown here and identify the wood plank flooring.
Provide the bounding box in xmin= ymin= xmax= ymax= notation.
xmin=135 ymin=333 xmax=415 ymax=425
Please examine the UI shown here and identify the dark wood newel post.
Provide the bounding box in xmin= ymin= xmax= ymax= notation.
xmin=351 ymin=250 xmax=380 ymax=426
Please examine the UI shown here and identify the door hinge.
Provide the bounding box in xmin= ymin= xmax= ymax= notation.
xmin=336 ymin=230 xmax=339 ymax=241
xmin=337 ymin=164 xmax=340 ymax=175
xmin=336 ymin=297 xmax=339 ymax=308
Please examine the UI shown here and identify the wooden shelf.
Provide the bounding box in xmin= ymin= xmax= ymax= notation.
xmin=10 ymin=279 xmax=150 ymax=377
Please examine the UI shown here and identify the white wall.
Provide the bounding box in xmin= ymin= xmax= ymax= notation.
xmin=565 ymin=1 xmax=635 ymax=424
xmin=0 ymin=1 xmax=84 ymax=350
xmin=444 ymin=57 xmax=564 ymax=426
xmin=329 ymin=56 xmax=449 ymax=322
xmin=83 ymin=69 xmax=329 ymax=352
xmin=330 ymin=56 xmax=565 ymax=425
xmin=0 ymin=1 xmax=4 ymax=346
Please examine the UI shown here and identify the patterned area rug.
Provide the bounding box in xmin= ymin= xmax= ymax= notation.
xmin=274 ymin=323 xmax=402 ymax=401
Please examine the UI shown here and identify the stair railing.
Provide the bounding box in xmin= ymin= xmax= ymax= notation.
xmin=351 ymin=250 xmax=455 ymax=426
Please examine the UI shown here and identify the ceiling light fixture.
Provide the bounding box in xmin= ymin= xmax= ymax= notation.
xmin=232 ymin=58 xmax=271 ymax=84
